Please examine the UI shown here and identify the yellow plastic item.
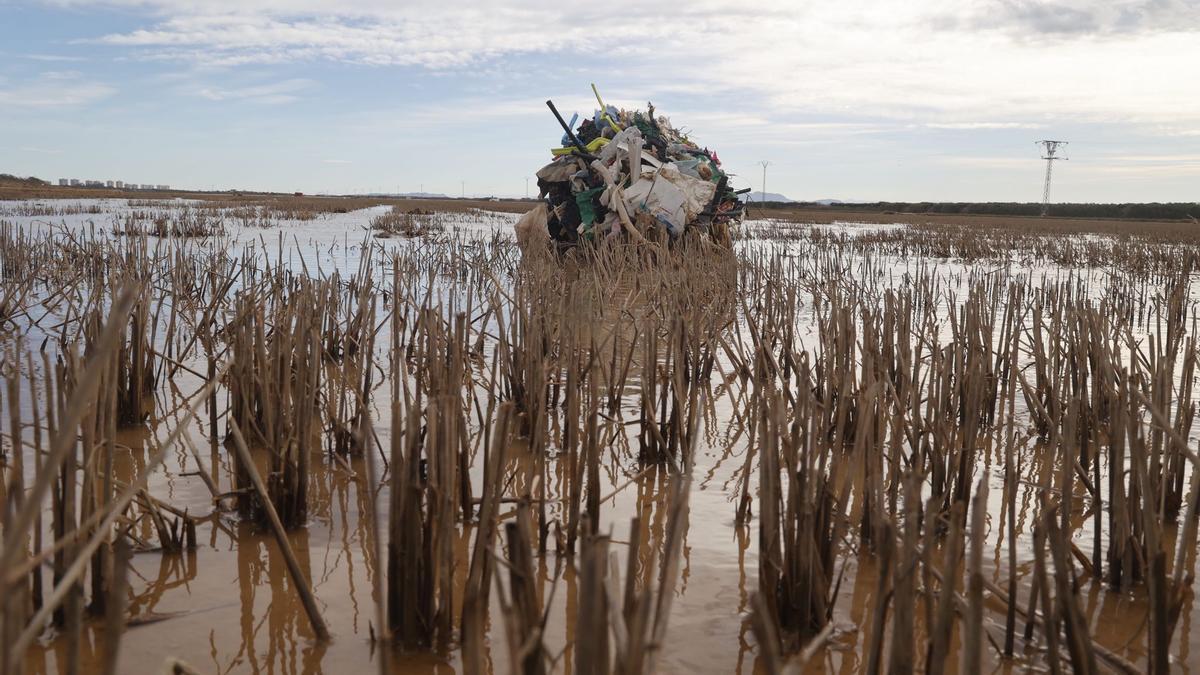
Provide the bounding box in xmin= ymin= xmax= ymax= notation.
xmin=551 ymin=137 xmax=610 ymax=156
xmin=591 ymin=83 xmax=623 ymax=133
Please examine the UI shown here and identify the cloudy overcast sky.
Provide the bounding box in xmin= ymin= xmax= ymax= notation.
xmin=1 ymin=0 xmax=1197 ymax=201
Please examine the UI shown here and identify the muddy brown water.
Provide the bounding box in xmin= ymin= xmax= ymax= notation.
xmin=12 ymin=389 xmax=1181 ymax=674
xmin=3 ymin=202 xmax=1198 ymax=674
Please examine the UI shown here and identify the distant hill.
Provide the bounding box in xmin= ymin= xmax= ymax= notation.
xmin=361 ymin=192 xmax=452 ymax=199
xmin=774 ymin=200 xmax=1200 ymax=221
xmin=0 ymin=173 xmax=49 ymax=187
xmin=739 ymin=191 xmax=795 ymax=203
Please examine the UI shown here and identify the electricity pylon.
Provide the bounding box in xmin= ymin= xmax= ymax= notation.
xmin=759 ymin=160 xmax=771 ymax=204
xmin=1036 ymin=140 xmax=1068 ymax=216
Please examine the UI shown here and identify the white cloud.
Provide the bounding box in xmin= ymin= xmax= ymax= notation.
xmin=935 ymin=150 xmax=1200 ymax=181
xmin=926 ymin=122 xmax=1046 ymax=130
xmin=1102 ymin=154 xmax=1200 ymax=163
xmin=67 ymin=0 xmax=1199 ymax=130
xmin=937 ymin=156 xmax=1035 ymax=169
xmin=181 ymin=77 xmax=314 ymax=103
xmin=1077 ymin=160 xmax=1200 ymax=176
xmin=21 ymin=53 xmax=88 ymax=62
xmin=965 ymin=0 xmax=1200 ymax=35
xmin=0 ymin=71 xmax=115 ymax=108
xmin=91 ymin=10 xmax=605 ymax=68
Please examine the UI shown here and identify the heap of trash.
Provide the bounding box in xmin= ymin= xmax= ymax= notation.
xmin=516 ymin=85 xmax=747 ymax=251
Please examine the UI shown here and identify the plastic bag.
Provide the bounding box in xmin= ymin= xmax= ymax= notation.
xmin=624 ymin=163 xmax=716 ymax=236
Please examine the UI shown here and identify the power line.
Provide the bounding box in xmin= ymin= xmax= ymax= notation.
xmin=1036 ymin=140 xmax=1068 ymax=216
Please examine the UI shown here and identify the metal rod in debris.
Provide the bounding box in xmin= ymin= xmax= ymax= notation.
xmin=546 ymin=99 xmax=595 ymax=159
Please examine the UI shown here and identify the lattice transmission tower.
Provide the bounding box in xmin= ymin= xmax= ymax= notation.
xmin=759 ymin=160 xmax=771 ymax=204
xmin=1036 ymin=140 xmax=1068 ymax=216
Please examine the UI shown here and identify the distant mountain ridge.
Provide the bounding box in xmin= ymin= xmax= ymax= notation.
xmin=739 ymin=191 xmax=795 ymax=203
xmin=363 ymin=191 xmax=451 ymax=199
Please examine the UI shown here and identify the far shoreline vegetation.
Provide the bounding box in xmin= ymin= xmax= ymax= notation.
xmin=756 ymin=199 xmax=1200 ymax=222
xmin=4 ymin=172 xmax=1197 ymax=222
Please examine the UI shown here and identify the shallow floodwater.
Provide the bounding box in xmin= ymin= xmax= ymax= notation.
xmin=2 ymin=199 xmax=1198 ymax=674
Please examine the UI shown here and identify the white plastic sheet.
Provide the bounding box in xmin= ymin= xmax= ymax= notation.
xmin=624 ymin=163 xmax=716 ymax=236
xmin=514 ymin=203 xmax=550 ymax=248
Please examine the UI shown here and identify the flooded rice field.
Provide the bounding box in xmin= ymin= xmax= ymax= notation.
xmin=3 ymin=197 xmax=1200 ymax=674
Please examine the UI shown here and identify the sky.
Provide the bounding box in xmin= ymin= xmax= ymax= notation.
xmin=1 ymin=0 xmax=1197 ymax=202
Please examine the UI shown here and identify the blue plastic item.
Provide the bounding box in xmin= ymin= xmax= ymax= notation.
xmin=594 ymin=105 xmax=621 ymax=132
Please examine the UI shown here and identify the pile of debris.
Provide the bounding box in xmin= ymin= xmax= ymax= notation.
xmin=517 ymin=85 xmax=747 ymax=251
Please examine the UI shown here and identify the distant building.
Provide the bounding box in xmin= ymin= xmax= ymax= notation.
xmin=156 ymin=185 xmax=169 ymax=190
xmin=115 ymin=181 xmax=124 ymax=189
xmin=141 ymin=184 xmax=154 ymax=190
xmin=58 ymin=179 xmax=68 ymax=186
xmin=106 ymin=180 xmax=115 ymax=188
xmin=85 ymin=180 xmax=103 ymax=188
xmin=69 ymin=179 xmax=81 ymax=187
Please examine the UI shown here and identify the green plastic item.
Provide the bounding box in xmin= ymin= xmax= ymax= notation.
xmin=633 ymin=113 xmax=663 ymax=145
xmin=575 ymin=187 xmax=605 ymax=238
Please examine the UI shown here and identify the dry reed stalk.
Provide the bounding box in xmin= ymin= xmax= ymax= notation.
xmin=562 ymin=326 xmax=585 ymax=553
xmin=1043 ymin=505 xmax=1097 ymax=675
xmin=755 ymin=372 xmax=845 ymax=653
xmin=497 ymin=503 xmax=548 ymax=675
xmin=3 ymin=302 xmax=229 ymax=671
xmin=357 ymin=408 xmax=391 ymax=675
xmin=386 ymin=301 xmax=473 ymax=650
xmin=586 ymin=480 xmax=691 ymax=675
xmin=26 ymin=354 xmax=44 ymax=616
xmin=925 ymin=501 xmax=962 ymax=675
xmin=1032 ymin=510 xmax=1064 ymax=675
xmin=1130 ymin=381 xmax=1173 ymax=675
xmin=227 ymin=277 xmax=322 ymax=528
xmin=864 ymin=519 xmax=892 ymax=675
xmin=747 ymin=593 xmax=784 ymax=675
xmin=100 ymin=537 xmax=131 ymax=675
xmin=227 ymin=420 xmax=330 ymax=641
xmin=887 ymin=473 xmax=920 ymax=675
xmin=575 ymin=529 xmax=612 ymax=675
xmin=1002 ymin=318 xmax=1019 ymax=657
xmin=960 ymin=480 xmax=987 ymax=675
xmin=462 ymin=403 xmax=516 ymax=674
xmin=1 ymin=287 xmax=135 ymax=671
xmin=7 ymin=195 xmax=1200 ymax=675
xmin=324 ymin=272 xmax=379 ymax=457
xmin=387 ymin=396 xmax=434 ymax=648
xmin=3 ymin=344 xmax=33 ymax=675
